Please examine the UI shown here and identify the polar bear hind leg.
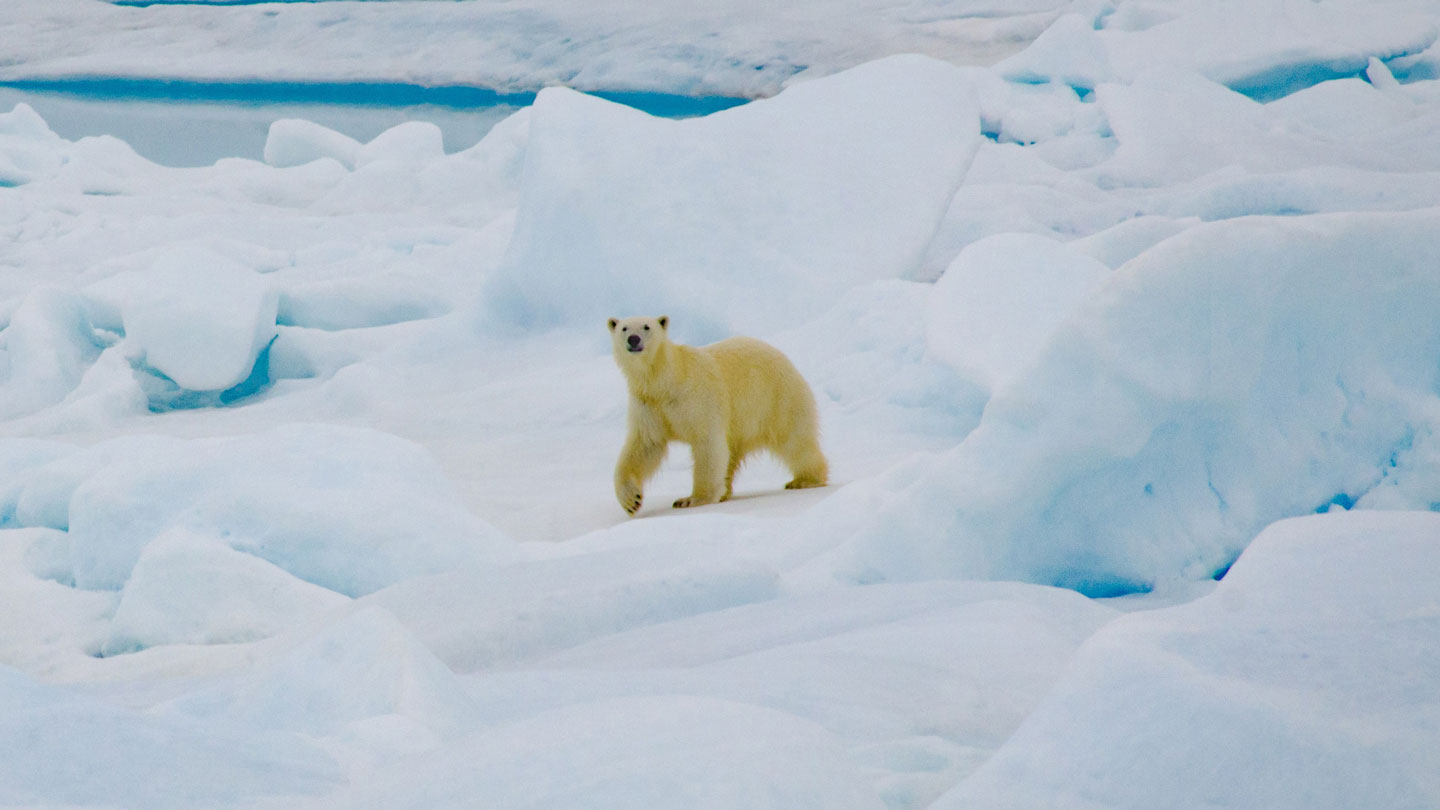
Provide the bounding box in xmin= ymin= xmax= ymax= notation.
xmin=779 ymin=431 xmax=828 ymax=490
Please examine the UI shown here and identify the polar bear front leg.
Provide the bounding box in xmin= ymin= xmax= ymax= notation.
xmin=675 ymin=426 xmax=727 ymax=508
xmin=615 ymin=434 xmax=666 ymax=516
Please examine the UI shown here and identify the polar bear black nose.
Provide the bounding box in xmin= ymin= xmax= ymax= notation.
xmin=627 ymin=334 xmax=642 ymax=349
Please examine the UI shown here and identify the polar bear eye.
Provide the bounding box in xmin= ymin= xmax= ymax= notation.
xmin=643 ymin=325 xmax=650 ymax=331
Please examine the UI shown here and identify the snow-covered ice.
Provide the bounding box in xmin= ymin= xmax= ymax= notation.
xmin=485 ymin=54 xmax=980 ymax=338
xmin=3 ymin=0 xmax=1440 ymax=807
xmin=936 ymin=510 xmax=1440 ymax=810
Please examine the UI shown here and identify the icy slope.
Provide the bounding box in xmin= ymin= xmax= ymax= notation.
xmin=937 ymin=510 xmax=1440 ymax=810
xmin=486 ymin=55 xmax=981 ymax=338
xmin=804 ymin=209 xmax=1440 ymax=595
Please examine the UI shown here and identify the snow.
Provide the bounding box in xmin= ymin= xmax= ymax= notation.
xmin=120 ymin=244 xmax=279 ymax=393
xmin=485 ymin=54 xmax=981 ymax=339
xmin=264 ymin=118 xmax=363 ymax=170
xmin=804 ymin=209 xmax=1440 ymax=596
xmin=341 ymin=695 xmax=887 ymax=810
xmin=935 ymin=510 xmax=1440 ymax=810
xmin=165 ymin=607 xmax=477 ymax=742
xmin=55 ymin=425 xmax=512 ymax=596
xmin=0 ymin=287 xmax=103 ymax=419
xmin=3 ymin=0 xmax=1440 ymax=807
xmin=925 ymin=233 xmax=1110 ymax=393
xmin=0 ymin=0 xmax=1056 ymax=99
xmin=102 ymin=528 xmax=349 ymax=656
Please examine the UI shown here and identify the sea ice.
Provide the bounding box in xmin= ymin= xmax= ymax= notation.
xmin=925 ymin=233 xmax=1110 ymax=393
xmin=483 ymin=55 xmax=981 ymax=340
xmin=0 ymin=287 xmax=102 ymax=419
xmin=936 ymin=510 xmax=1440 ymax=810
xmin=804 ymin=209 xmax=1440 ymax=595
xmin=49 ymin=425 xmax=512 ymax=595
xmin=102 ymin=528 xmax=350 ymax=656
xmin=120 ymin=244 xmax=279 ymax=393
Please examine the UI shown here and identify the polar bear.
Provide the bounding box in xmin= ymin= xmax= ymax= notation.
xmin=609 ymin=315 xmax=828 ymax=515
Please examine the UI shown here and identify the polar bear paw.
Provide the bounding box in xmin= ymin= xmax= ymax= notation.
xmin=617 ymin=483 xmax=644 ymax=515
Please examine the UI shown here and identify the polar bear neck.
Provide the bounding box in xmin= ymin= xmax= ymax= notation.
xmin=619 ymin=339 xmax=685 ymax=404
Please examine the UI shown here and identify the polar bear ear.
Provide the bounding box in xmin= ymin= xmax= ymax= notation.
xmin=607 ymin=318 xmax=618 ymax=332
xmin=658 ymin=316 xmax=669 ymax=330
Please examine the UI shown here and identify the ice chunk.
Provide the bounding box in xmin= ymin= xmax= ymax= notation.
xmin=0 ymin=288 xmax=102 ymax=419
xmin=13 ymin=434 xmax=180 ymax=531
xmin=168 ymin=607 xmax=474 ymax=741
xmin=0 ymin=439 xmax=70 ymax=523
xmin=0 ymin=103 xmax=62 ymax=185
xmin=0 ymin=102 xmax=55 ymax=140
xmin=277 ymin=275 xmax=449 ymax=331
xmin=356 ymin=121 xmax=445 ymax=167
xmin=1098 ymin=0 xmax=1438 ymax=99
xmin=926 ymin=233 xmax=1110 ymax=393
xmin=121 ymin=245 xmax=279 ymax=392
xmin=264 ymin=118 xmax=362 ymax=169
xmin=64 ymin=425 xmax=511 ymax=594
xmin=484 ymin=55 xmax=980 ymax=339
xmin=102 ymin=528 xmax=349 ymax=656
xmin=936 ymin=511 xmax=1440 ymax=810
xmin=996 ymin=13 xmax=1114 ymax=90
xmin=803 ymin=209 xmax=1440 ymax=594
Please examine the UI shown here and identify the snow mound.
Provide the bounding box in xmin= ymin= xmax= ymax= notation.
xmin=53 ymin=425 xmax=511 ymax=595
xmin=10 ymin=434 xmax=178 ymax=532
xmin=805 ymin=209 xmax=1440 ymax=595
xmin=996 ymin=13 xmax=1113 ymax=90
xmin=0 ymin=665 xmax=340 ymax=808
xmin=364 ymin=533 xmax=779 ymax=671
xmin=0 ymin=440 xmax=69 ymax=524
xmin=356 ymin=121 xmax=445 ymax=167
xmin=264 ymin=118 xmax=362 ymax=169
xmin=343 ymin=695 xmax=885 ymax=810
xmin=1070 ymin=216 xmax=1198 ymax=270
xmin=938 ymin=510 xmax=1440 ymax=810
xmin=0 ymin=287 xmax=103 ymax=420
xmin=168 ymin=607 xmax=475 ymax=741
xmin=0 ymin=103 xmax=62 ymax=186
xmin=483 ymin=54 xmax=980 ymax=340
xmin=776 ymin=279 xmax=988 ymax=444
xmin=102 ymin=528 xmax=349 ymax=656
xmin=926 ymin=233 xmax=1110 ymax=393
xmin=121 ymin=244 xmax=279 ymax=392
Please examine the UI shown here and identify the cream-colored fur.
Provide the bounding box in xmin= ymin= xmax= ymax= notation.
xmin=609 ymin=315 xmax=828 ymax=515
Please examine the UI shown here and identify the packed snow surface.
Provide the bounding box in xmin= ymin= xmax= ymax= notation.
xmin=3 ymin=1 xmax=1440 ymax=808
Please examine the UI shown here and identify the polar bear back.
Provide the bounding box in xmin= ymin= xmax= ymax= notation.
xmin=702 ymin=336 xmax=819 ymax=451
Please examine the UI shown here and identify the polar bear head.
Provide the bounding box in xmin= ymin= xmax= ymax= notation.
xmin=608 ymin=315 xmax=670 ymax=360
